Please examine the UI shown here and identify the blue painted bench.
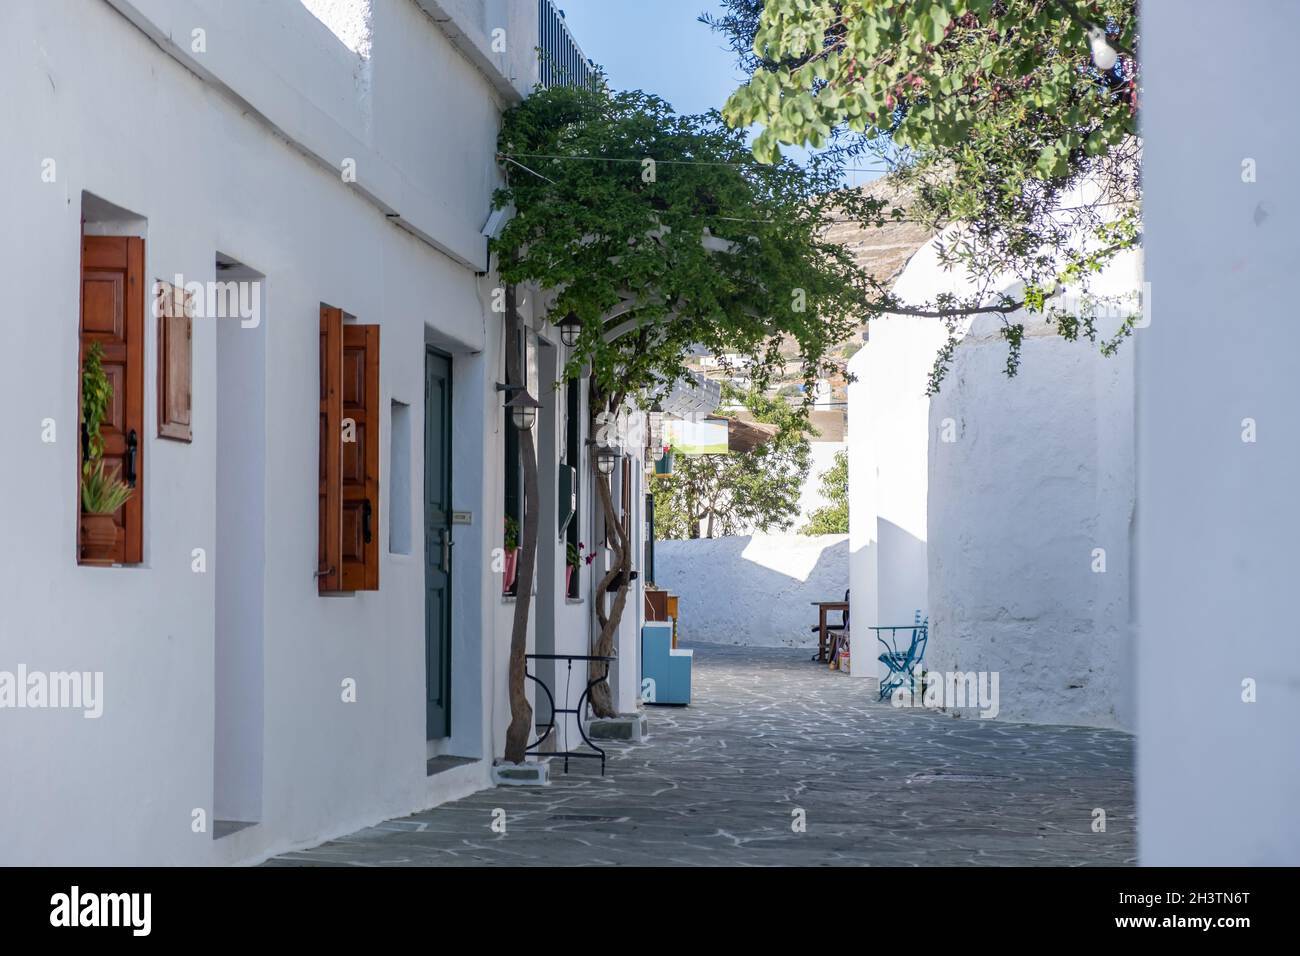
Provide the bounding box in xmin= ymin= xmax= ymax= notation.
xmin=641 ymin=622 xmax=692 ymax=705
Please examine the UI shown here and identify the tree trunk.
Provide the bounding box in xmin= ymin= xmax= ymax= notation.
xmin=587 ymin=391 xmax=630 ymax=718
xmin=503 ymin=287 xmax=536 ymax=764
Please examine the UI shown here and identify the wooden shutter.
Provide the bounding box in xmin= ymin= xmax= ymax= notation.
xmin=156 ymin=281 xmax=193 ymax=441
xmin=80 ymin=235 xmax=144 ymax=564
xmin=319 ymin=307 xmax=380 ymax=592
xmin=341 ymin=324 xmax=380 ymax=590
xmin=318 ymin=305 xmax=343 ymax=592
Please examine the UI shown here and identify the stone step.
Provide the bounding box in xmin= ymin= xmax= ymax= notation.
xmin=586 ymin=713 xmax=648 ymax=742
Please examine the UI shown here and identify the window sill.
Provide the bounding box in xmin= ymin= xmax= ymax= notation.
xmin=565 ymin=597 xmax=584 ymax=605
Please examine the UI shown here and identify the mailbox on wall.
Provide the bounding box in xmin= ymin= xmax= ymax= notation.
xmin=558 ymin=464 xmax=576 ymax=538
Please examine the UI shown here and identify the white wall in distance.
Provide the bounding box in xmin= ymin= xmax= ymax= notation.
xmin=846 ymin=212 xmax=1137 ymax=724
xmin=846 ymin=233 xmax=965 ymax=679
xmin=796 ymin=441 xmax=847 ymax=529
xmin=846 ymin=347 xmax=878 ymax=671
xmin=927 ymin=294 xmax=1137 ymax=730
xmin=657 ymin=535 xmax=848 ymax=647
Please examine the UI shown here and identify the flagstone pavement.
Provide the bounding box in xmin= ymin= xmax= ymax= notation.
xmin=267 ymin=642 xmax=1135 ymax=866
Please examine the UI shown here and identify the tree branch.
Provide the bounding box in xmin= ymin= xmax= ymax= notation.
xmin=881 ymin=236 xmax=1139 ymax=319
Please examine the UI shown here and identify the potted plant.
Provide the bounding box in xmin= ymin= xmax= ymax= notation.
xmin=502 ymin=514 xmax=520 ymax=594
xmin=654 ymin=441 xmax=675 ymax=476
xmin=604 ymin=569 xmax=639 ymax=592
xmin=566 ymin=541 xmax=585 ymax=596
xmin=80 ymin=459 xmax=132 ymax=565
xmin=81 ymin=342 xmax=112 ymax=462
xmin=80 ymin=343 xmax=130 ymax=565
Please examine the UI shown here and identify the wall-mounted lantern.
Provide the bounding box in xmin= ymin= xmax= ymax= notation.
xmin=506 ymin=390 xmax=540 ymax=431
xmin=497 ymin=383 xmax=540 ymax=431
xmin=589 ymin=440 xmax=620 ymax=476
xmin=557 ymin=312 xmax=582 ymax=348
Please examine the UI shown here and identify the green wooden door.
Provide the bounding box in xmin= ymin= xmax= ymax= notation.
xmin=425 ymin=348 xmax=453 ymax=739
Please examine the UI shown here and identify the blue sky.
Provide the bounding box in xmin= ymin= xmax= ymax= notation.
xmin=553 ymin=0 xmax=883 ymax=185
xmin=556 ymin=0 xmax=745 ymax=118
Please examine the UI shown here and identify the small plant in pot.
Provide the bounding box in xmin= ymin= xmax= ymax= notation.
xmin=79 ymin=342 xmax=130 ymax=565
xmin=80 ymin=460 xmax=132 ymax=565
xmin=502 ymin=514 xmax=520 ymax=594
xmin=81 ymin=342 xmax=111 ymax=462
xmin=566 ymin=541 xmax=584 ymax=596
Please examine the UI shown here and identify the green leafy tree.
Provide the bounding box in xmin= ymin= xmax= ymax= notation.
xmin=492 ymin=80 xmax=872 ymax=722
xmin=800 ymin=448 xmax=848 ymax=534
xmin=713 ymin=0 xmax=1142 ymax=390
xmin=654 ymin=386 xmax=811 ymax=539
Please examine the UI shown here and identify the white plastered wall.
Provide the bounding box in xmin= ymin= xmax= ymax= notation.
xmin=847 ymin=223 xmax=1138 ymax=729
xmin=0 ymin=0 xmax=532 ymax=865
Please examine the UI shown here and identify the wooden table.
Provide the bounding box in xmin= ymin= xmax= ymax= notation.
xmin=811 ymin=601 xmax=849 ymax=663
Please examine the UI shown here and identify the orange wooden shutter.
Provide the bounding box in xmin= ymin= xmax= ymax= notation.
xmin=319 ymin=308 xmax=380 ymax=593
xmin=318 ymin=305 xmax=343 ymax=592
xmin=156 ymin=281 xmax=193 ymax=442
xmin=341 ymin=324 xmax=380 ymax=590
xmin=80 ymin=235 xmax=144 ymax=564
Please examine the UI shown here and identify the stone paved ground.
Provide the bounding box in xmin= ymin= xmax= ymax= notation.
xmin=268 ymin=643 xmax=1135 ymax=866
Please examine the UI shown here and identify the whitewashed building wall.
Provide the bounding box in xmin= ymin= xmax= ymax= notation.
xmin=847 ymin=223 xmax=1138 ymax=729
xmin=927 ymin=298 xmax=1137 ymax=729
xmin=0 ymin=0 xmax=642 ymax=867
xmin=1138 ymin=0 xmax=1300 ymax=864
xmin=847 ymin=229 xmax=970 ymax=682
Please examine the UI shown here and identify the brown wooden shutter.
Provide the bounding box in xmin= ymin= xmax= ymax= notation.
xmin=318 ymin=305 xmax=343 ymax=592
xmin=341 ymin=323 xmax=380 ymax=590
xmin=156 ymin=281 xmax=193 ymax=441
xmin=80 ymin=235 xmax=144 ymax=565
xmin=318 ymin=308 xmax=380 ymax=592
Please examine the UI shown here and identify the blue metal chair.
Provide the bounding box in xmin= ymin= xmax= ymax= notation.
xmin=871 ymin=611 xmax=928 ymax=701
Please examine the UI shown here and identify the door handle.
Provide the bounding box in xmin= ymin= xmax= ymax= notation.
xmin=125 ymin=429 xmax=138 ymax=486
xmin=440 ymin=528 xmax=452 ymax=574
xmin=362 ymin=498 xmax=373 ymax=544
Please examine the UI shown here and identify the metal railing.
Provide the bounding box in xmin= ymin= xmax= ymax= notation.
xmin=537 ymin=0 xmax=595 ymax=89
